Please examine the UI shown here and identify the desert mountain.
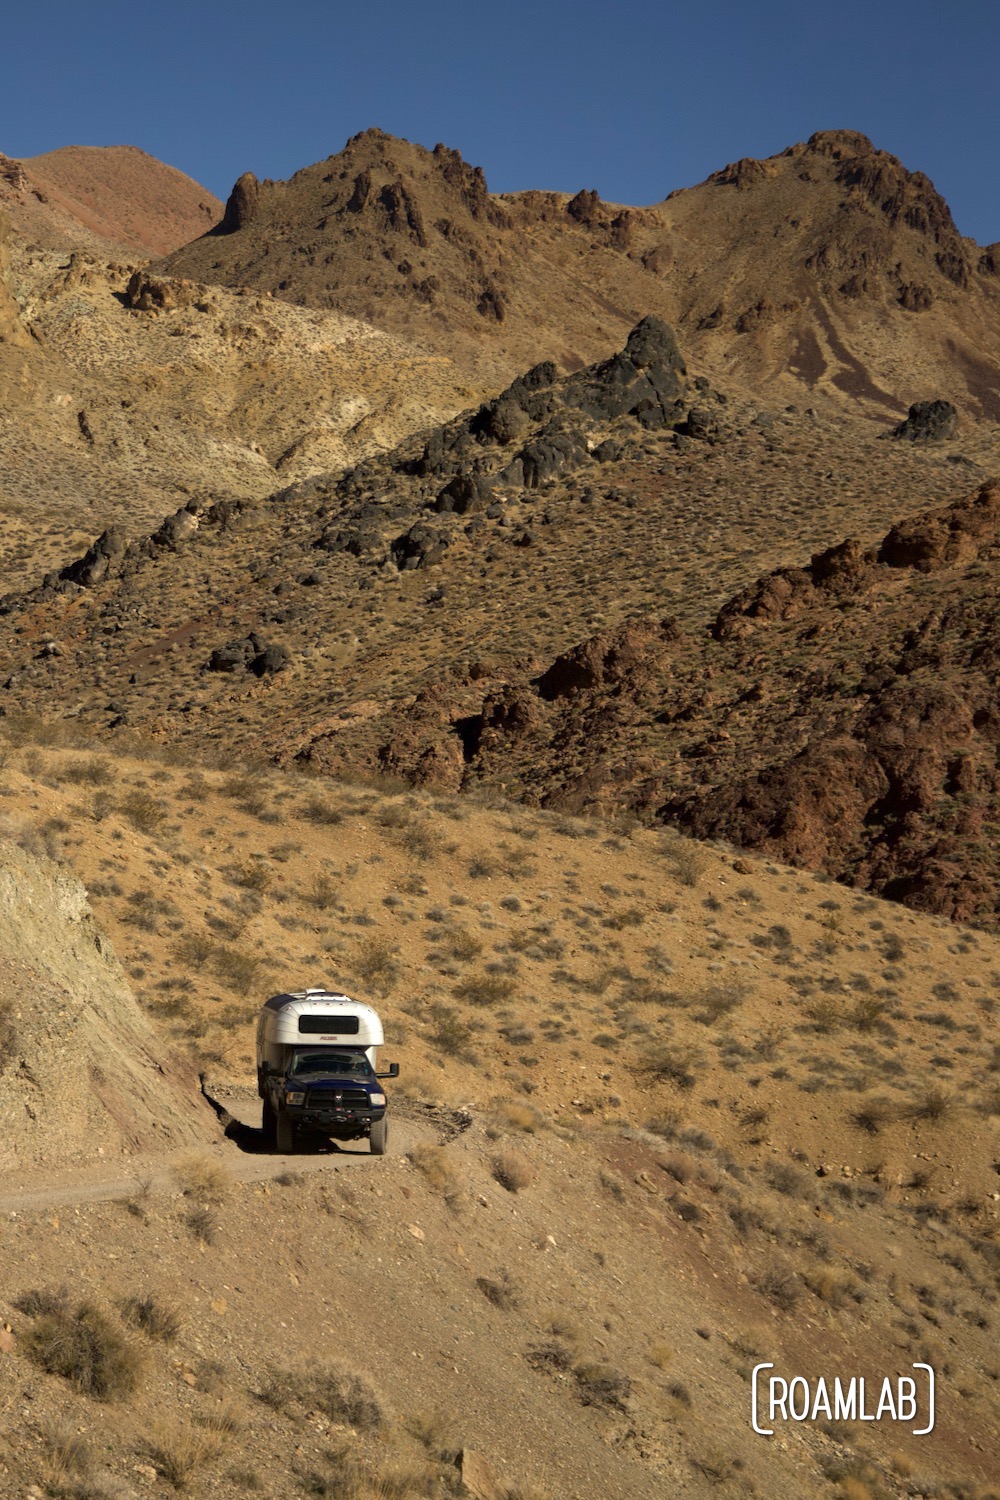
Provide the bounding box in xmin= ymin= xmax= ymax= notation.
xmin=164 ymin=126 xmax=1000 ymax=418
xmin=3 ymin=317 xmax=1000 ymax=925
xmin=0 ymin=143 xmax=221 ymax=255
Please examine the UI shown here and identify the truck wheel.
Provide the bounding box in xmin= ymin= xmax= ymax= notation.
xmin=369 ymin=1116 xmax=388 ymax=1156
xmin=261 ymin=1097 xmax=276 ymax=1149
xmin=276 ymin=1109 xmax=297 ymax=1154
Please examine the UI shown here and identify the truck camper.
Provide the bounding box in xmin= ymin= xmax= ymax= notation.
xmin=256 ymin=988 xmax=399 ymax=1154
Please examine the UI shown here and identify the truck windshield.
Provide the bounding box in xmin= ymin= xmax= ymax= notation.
xmin=289 ymin=1052 xmax=372 ymax=1079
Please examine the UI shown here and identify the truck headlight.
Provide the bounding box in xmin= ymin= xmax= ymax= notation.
xmin=286 ymin=1091 xmax=305 ymax=1106
xmin=369 ymin=1092 xmax=386 ymax=1107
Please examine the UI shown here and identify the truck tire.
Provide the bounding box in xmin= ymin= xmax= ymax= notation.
xmin=276 ymin=1109 xmax=297 ymax=1154
xmin=369 ymin=1116 xmax=388 ymax=1156
xmin=261 ymin=1096 xmax=276 ymax=1149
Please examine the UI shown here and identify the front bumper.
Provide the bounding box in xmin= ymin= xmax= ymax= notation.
xmin=289 ymin=1105 xmax=386 ymax=1130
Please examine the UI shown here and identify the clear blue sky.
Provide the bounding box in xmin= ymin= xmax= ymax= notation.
xmin=5 ymin=0 xmax=1000 ymax=244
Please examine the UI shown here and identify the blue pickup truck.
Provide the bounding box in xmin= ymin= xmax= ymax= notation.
xmin=256 ymin=990 xmax=399 ymax=1155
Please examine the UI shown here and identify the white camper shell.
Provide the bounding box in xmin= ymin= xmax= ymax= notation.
xmin=257 ymin=989 xmax=384 ymax=1080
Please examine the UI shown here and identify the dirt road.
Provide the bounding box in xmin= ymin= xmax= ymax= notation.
xmin=0 ymin=1084 xmax=438 ymax=1215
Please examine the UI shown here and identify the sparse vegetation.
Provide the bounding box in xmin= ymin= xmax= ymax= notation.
xmin=119 ymin=1293 xmax=181 ymax=1342
xmin=260 ymin=1362 xmax=386 ymax=1431
xmin=491 ymin=1150 xmax=535 ymax=1193
xmin=19 ymin=1291 xmax=144 ymax=1400
xmin=141 ymin=1421 xmax=224 ymax=1489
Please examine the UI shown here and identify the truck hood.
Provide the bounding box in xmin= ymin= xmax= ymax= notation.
xmin=288 ymin=1075 xmax=375 ymax=1089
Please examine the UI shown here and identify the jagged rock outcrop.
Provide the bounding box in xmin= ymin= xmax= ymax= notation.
xmin=537 ymin=617 xmax=681 ymax=700
xmin=218 ymin=170 xmax=261 ymax=234
xmin=890 ymin=399 xmax=958 ymax=442
xmin=714 ymin=482 xmax=1000 ymax=639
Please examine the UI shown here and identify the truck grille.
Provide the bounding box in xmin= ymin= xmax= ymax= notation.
xmin=305 ymin=1088 xmax=369 ymax=1109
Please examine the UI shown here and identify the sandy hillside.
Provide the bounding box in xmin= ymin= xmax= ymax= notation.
xmin=0 ymin=729 xmax=997 ymax=1496
xmin=0 ymin=144 xmax=221 ymax=255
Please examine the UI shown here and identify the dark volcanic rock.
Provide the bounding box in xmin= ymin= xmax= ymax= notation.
xmin=890 ymin=400 xmax=958 ymax=442
xmin=563 ymin=315 xmax=687 ymax=428
xmin=515 ymin=425 xmax=591 ymax=489
xmin=217 ymin=171 xmax=260 ymax=234
xmin=207 ymin=633 xmax=289 ymax=676
xmin=391 ymin=523 xmax=450 ymax=570
xmin=207 ymin=639 xmax=255 ymax=674
xmin=61 ymin=527 xmax=130 ymax=588
xmin=433 ymin=472 xmax=493 ymax=514
xmin=315 ymin=523 xmax=380 ymax=557
xmin=251 ymin=642 xmax=291 ymax=676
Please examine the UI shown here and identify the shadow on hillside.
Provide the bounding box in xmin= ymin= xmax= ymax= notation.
xmin=198 ymin=1078 xmax=371 ymax=1156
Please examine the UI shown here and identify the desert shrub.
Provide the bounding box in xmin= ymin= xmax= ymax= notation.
xmin=475 ymin=1269 xmax=520 ymax=1311
xmin=525 ymin=1340 xmax=574 ymax=1372
xmin=573 ymin=1360 xmax=631 ymax=1409
xmin=21 ymin=1293 xmax=143 ymax=1400
xmin=141 ymin=1421 xmax=224 ymax=1488
xmin=260 ymin=1363 xmax=385 ymax=1430
xmin=399 ymin=821 xmax=443 ymax=861
xmin=426 ymin=1004 xmax=473 ymax=1058
xmin=754 ymin=1260 xmax=800 ymax=1313
xmin=599 ymin=1169 xmax=626 ymax=1201
xmin=185 ymin=1205 xmax=218 ymax=1245
xmin=660 ymin=833 xmax=706 ymax=887
xmin=122 ymin=888 xmax=165 ymax=933
xmin=453 ymin=972 xmax=516 ymax=1006
xmin=355 ymin=935 xmax=400 ymax=991
xmin=409 ymin=1145 xmax=461 ymax=1204
xmin=174 ymin=932 xmax=216 ymax=969
xmin=446 ymin=928 xmax=482 ymax=962
xmin=492 ymin=1100 xmax=543 ymax=1133
xmin=661 ymin=1153 xmax=693 ymax=1184
xmin=492 ymin=1151 xmax=535 ymax=1193
xmin=674 ymin=1198 xmax=702 ymax=1224
xmin=850 ymin=1098 xmax=895 ymax=1135
xmin=692 ymin=982 xmax=747 ymax=1024
xmin=172 ymin=1152 xmax=230 ymax=1203
xmin=211 ymin=944 xmax=260 ymax=993
xmin=39 ymin=1417 xmax=92 ymax=1477
xmin=645 ymin=1109 xmax=681 ymax=1140
xmin=766 ymin=1163 xmax=812 ymax=1199
xmin=644 ymin=1044 xmax=701 ymax=1090
xmin=120 ymin=1294 xmax=181 ymax=1342
xmin=904 ymin=1087 xmax=955 ymax=1122
xmin=62 ymin=756 xmax=113 ymax=786
xmin=307 ymin=873 xmax=340 ymax=910
xmin=299 ymin=796 xmax=343 ymax=825
xmin=849 ymin=996 xmax=888 ymax=1032
xmin=119 ymin=789 xmax=166 ymax=834
xmin=227 ymin=858 xmax=273 ymax=893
